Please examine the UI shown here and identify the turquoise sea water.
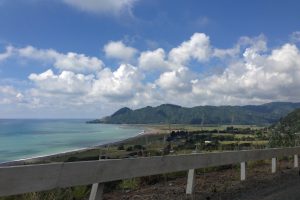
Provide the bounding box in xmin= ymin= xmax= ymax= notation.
xmin=0 ymin=119 xmax=143 ymax=163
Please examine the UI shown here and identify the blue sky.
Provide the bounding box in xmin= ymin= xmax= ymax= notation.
xmin=0 ymin=0 xmax=300 ymax=118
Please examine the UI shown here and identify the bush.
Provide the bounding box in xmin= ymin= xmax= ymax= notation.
xmin=139 ymin=175 xmax=164 ymax=186
xmin=126 ymin=146 xmax=133 ymax=151
xmin=133 ymin=144 xmax=145 ymax=150
xmin=119 ymin=178 xmax=140 ymax=190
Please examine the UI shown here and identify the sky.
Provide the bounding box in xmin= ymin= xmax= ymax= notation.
xmin=0 ymin=0 xmax=300 ymax=118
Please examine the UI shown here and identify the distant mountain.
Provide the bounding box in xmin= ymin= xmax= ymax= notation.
xmin=272 ymin=108 xmax=300 ymax=133
xmin=87 ymin=102 xmax=300 ymax=125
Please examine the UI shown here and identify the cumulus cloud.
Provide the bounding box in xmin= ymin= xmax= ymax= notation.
xmin=53 ymin=52 xmax=103 ymax=72
xmin=213 ymin=34 xmax=267 ymax=59
xmin=136 ymin=33 xmax=300 ymax=106
xmin=103 ymin=41 xmax=138 ymax=62
xmin=17 ymin=46 xmax=104 ymax=73
xmin=290 ymin=31 xmax=300 ymax=43
xmin=138 ymin=48 xmax=170 ymax=71
xmin=156 ymin=67 xmax=194 ymax=93
xmin=62 ymin=0 xmax=137 ymax=16
xmin=139 ymin=33 xmax=213 ymax=71
xmin=0 ymin=45 xmax=13 ymax=61
xmin=191 ymin=42 xmax=300 ymax=105
xmin=168 ymin=33 xmax=212 ymax=65
xmin=91 ymin=64 xmax=142 ymax=100
xmin=29 ymin=69 xmax=94 ymax=94
xmin=0 ymin=85 xmax=24 ymax=104
xmin=27 ymin=63 xmax=144 ymax=105
xmin=3 ymin=32 xmax=300 ymax=117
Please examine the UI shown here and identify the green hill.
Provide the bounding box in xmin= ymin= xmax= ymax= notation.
xmin=272 ymin=108 xmax=300 ymax=133
xmin=269 ymin=108 xmax=300 ymax=147
xmin=88 ymin=102 xmax=300 ymax=125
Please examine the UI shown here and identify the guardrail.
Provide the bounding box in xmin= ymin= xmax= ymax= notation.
xmin=0 ymin=147 xmax=300 ymax=199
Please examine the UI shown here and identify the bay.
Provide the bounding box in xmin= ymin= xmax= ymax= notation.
xmin=0 ymin=119 xmax=143 ymax=163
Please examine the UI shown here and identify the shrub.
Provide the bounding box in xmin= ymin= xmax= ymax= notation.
xmin=126 ymin=146 xmax=133 ymax=151
xmin=117 ymin=144 xmax=125 ymax=150
xmin=119 ymin=178 xmax=139 ymax=190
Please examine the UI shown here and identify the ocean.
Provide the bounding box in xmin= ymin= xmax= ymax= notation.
xmin=0 ymin=119 xmax=143 ymax=163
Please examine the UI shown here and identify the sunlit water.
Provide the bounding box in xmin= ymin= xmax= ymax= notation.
xmin=0 ymin=119 xmax=143 ymax=163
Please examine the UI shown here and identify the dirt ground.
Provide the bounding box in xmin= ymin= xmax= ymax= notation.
xmin=103 ymin=159 xmax=300 ymax=200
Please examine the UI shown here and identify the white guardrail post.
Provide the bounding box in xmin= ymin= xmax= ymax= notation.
xmin=294 ymin=154 xmax=299 ymax=168
xmin=89 ymin=183 xmax=104 ymax=200
xmin=186 ymin=169 xmax=196 ymax=195
xmin=89 ymin=155 xmax=104 ymax=200
xmin=271 ymin=157 xmax=276 ymax=173
xmin=240 ymin=162 xmax=246 ymax=181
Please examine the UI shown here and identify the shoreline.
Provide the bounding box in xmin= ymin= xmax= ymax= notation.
xmin=0 ymin=126 xmax=161 ymax=167
xmin=0 ymin=123 xmax=265 ymax=166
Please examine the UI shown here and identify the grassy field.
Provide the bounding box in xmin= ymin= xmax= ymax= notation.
xmin=142 ymin=124 xmax=265 ymax=132
xmin=47 ymin=124 xmax=268 ymax=163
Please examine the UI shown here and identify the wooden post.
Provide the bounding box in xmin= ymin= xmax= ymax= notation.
xmin=240 ymin=162 xmax=246 ymax=181
xmin=294 ymin=154 xmax=299 ymax=168
xmin=186 ymin=169 xmax=196 ymax=195
xmin=272 ymin=157 xmax=276 ymax=173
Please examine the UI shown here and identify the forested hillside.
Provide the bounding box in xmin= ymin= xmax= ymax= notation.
xmin=88 ymin=102 xmax=300 ymax=125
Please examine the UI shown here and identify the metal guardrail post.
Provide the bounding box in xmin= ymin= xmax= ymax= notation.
xmin=272 ymin=157 xmax=276 ymax=173
xmin=240 ymin=162 xmax=246 ymax=181
xmin=186 ymin=169 xmax=196 ymax=195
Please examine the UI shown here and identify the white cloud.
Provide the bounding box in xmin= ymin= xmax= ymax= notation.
xmin=103 ymin=41 xmax=138 ymax=62
xmin=193 ymin=16 xmax=210 ymax=28
xmin=18 ymin=46 xmax=58 ymax=61
xmin=0 ymin=85 xmax=24 ymax=104
xmin=138 ymin=48 xmax=170 ymax=71
xmin=91 ymin=64 xmax=143 ymax=100
xmin=168 ymin=33 xmax=212 ymax=65
xmin=156 ymin=67 xmax=194 ymax=93
xmin=29 ymin=69 xmax=94 ymax=94
xmin=4 ymin=32 xmax=300 ymax=117
xmin=27 ymin=63 xmax=143 ymax=104
xmin=139 ymin=33 xmax=212 ymax=72
xmin=213 ymin=34 xmax=267 ymax=59
xmin=290 ymin=31 xmax=300 ymax=43
xmin=63 ymin=0 xmax=137 ymax=16
xmin=0 ymin=45 xmax=13 ymax=61
xmin=191 ymin=42 xmax=300 ymax=105
xmin=54 ymin=52 xmax=103 ymax=72
xmin=213 ymin=46 xmax=240 ymax=59
xmin=17 ymin=46 xmax=104 ymax=73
